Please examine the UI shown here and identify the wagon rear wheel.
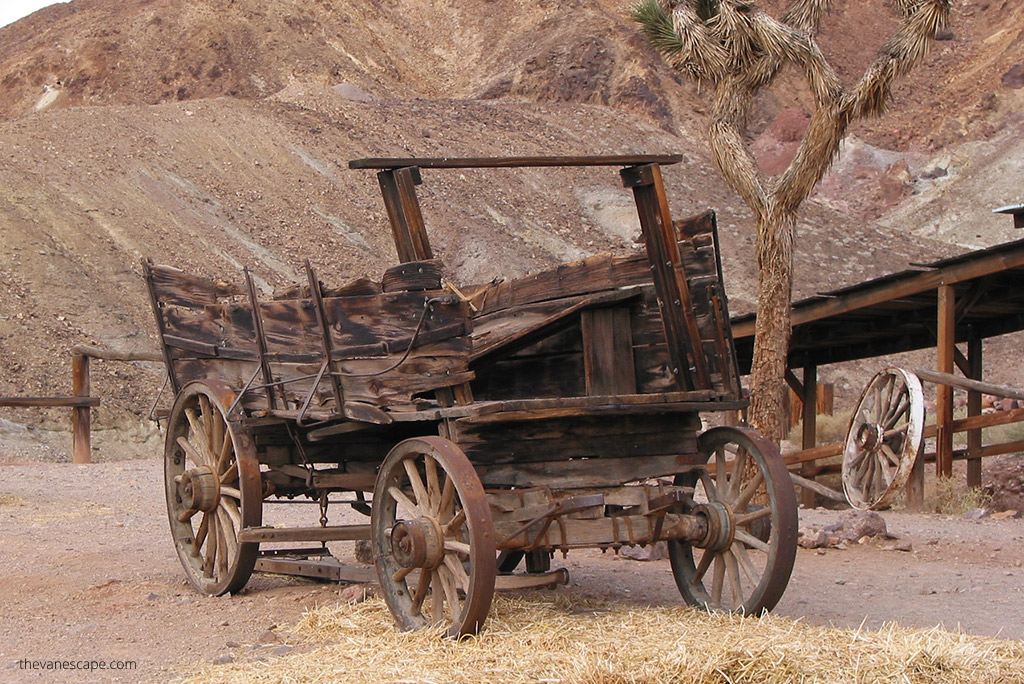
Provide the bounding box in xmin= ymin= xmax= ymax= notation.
xmin=843 ymin=367 xmax=925 ymax=510
xmin=372 ymin=436 xmax=496 ymax=637
xmin=165 ymin=380 xmax=262 ymax=596
xmin=669 ymin=426 xmax=797 ymax=614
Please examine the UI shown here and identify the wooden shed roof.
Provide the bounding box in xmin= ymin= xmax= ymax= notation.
xmin=731 ymin=236 xmax=1024 ymax=371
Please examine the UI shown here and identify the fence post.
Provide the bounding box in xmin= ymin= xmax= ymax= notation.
xmin=72 ymin=352 xmax=91 ymax=464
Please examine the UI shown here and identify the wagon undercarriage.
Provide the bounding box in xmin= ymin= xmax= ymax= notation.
xmin=148 ymin=155 xmax=798 ymax=637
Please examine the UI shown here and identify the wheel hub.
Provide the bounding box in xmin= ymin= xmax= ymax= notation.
xmin=179 ymin=465 xmax=221 ymax=513
xmin=855 ymin=422 xmax=884 ymax=451
xmin=694 ymin=501 xmax=735 ymax=552
xmin=390 ymin=517 xmax=444 ymax=569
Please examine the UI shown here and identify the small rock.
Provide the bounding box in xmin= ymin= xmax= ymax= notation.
xmin=271 ymin=645 xmax=293 ymax=657
xmin=1002 ymin=64 xmax=1024 ymax=89
xmin=174 ymin=598 xmax=193 ymax=606
xmin=226 ymin=641 xmax=240 ymax=648
xmin=924 ymin=538 xmax=939 ymax=545
xmin=826 ymin=510 xmax=889 ymax=542
xmin=146 ymin=592 xmax=159 ymax=601
xmin=816 ymin=548 xmax=826 ymax=555
xmin=220 ymin=621 xmax=230 ymax=627
xmin=212 ymin=654 xmax=234 ymax=665
xmin=883 ymin=540 xmax=913 ymax=552
xmin=991 ymin=510 xmax=1020 ymax=520
xmin=620 ymin=541 xmax=669 ymax=561
xmin=919 ymin=588 xmax=937 ymax=595
xmin=935 ymin=28 xmax=955 ymax=40
xmin=963 ymin=508 xmax=991 ymax=520
xmin=257 ymin=630 xmax=281 ymax=645
xmin=834 ymin=579 xmax=846 ymax=585
xmin=339 ymin=584 xmax=372 ymax=604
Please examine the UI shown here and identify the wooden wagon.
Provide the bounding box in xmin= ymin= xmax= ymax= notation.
xmin=145 ymin=155 xmax=798 ymax=637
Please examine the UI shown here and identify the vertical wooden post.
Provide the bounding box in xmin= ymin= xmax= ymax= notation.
xmin=378 ymin=166 xmax=432 ymax=263
xmin=936 ymin=284 xmax=955 ymax=479
xmin=72 ymin=352 xmax=91 ymax=464
xmin=800 ymin=363 xmax=818 ymax=508
xmin=906 ymin=441 xmax=925 ymax=510
xmin=966 ymin=330 xmax=983 ymax=488
xmin=621 ymin=163 xmax=709 ymax=391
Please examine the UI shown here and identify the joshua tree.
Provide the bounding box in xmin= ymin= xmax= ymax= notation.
xmin=633 ymin=0 xmax=951 ymax=442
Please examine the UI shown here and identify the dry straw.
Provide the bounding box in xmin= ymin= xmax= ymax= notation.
xmin=183 ymin=593 xmax=1024 ymax=683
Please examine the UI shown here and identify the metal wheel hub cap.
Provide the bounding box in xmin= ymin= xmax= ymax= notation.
xmin=694 ymin=501 xmax=735 ymax=552
xmin=179 ymin=466 xmax=221 ymax=513
xmin=390 ymin=517 xmax=444 ymax=569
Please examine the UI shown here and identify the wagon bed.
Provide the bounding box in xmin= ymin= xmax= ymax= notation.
xmin=148 ymin=155 xmax=797 ymax=637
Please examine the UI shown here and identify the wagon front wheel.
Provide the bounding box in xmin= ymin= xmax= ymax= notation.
xmin=372 ymin=436 xmax=496 ymax=637
xmin=669 ymin=426 xmax=797 ymax=614
xmin=165 ymin=380 xmax=262 ymax=596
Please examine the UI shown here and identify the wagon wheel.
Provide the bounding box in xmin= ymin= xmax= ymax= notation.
xmin=371 ymin=436 xmax=496 ymax=638
xmin=842 ymin=367 xmax=925 ymax=510
xmin=669 ymin=426 xmax=797 ymax=614
xmin=165 ymin=380 xmax=262 ymax=596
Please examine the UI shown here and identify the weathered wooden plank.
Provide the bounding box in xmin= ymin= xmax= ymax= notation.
xmin=476 ymin=454 xmax=702 ymax=488
xmin=622 ymin=163 xmax=709 ymax=391
xmin=350 ymin=155 xmax=683 ymax=170
xmin=0 ymin=396 xmax=100 ymax=408
xmin=470 ymin=288 xmax=641 ymax=363
xmin=581 ymin=307 xmax=637 ymax=396
xmin=147 ymin=263 xmax=244 ymax=308
xmin=378 ymin=167 xmax=432 ymax=263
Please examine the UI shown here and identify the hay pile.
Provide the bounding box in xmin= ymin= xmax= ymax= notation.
xmin=183 ymin=594 xmax=1024 ymax=683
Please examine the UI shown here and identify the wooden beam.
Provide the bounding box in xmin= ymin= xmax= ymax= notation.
xmin=350 ymin=155 xmax=683 ymax=170
xmin=967 ymin=333 xmax=983 ymax=488
xmin=936 ymin=285 xmax=955 ymax=478
xmin=0 ymin=396 xmax=100 ymax=408
xmin=732 ymin=241 xmax=1024 ymax=338
xmin=622 ymin=163 xmax=709 ymax=390
xmin=72 ymin=353 xmax=91 ymax=464
xmin=377 ymin=166 xmax=432 ymax=263
xmin=913 ymin=368 xmax=1024 ymax=401
xmin=800 ymin=363 xmax=818 ymax=508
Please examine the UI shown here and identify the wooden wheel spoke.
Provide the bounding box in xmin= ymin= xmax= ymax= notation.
xmin=438 ymin=476 xmax=455 ymax=520
xmin=221 ymin=497 xmax=242 ymax=530
xmin=444 ymin=540 xmax=472 ymax=556
xmin=388 ymin=486 xmax=421 ymax=518
xmin=392 ymin=565 xmax=415 ymax=583
xmin=199 ymin=395 xmax=215 ymax=447
xmin=728 ymin=447 xmax=748 ymax=499
xmin=710 ymin=555 xmax=725 ymax=609
xmin=443 ymin=554 xmax=470 ymax=593
xmin=203 ymin=513 xmax=218 ymax=577
xmin=185 ymin=408 xmax=214 ymax=464
xmin=191 ymin=514 xmax=210 ymax=558
xmin=698 ymin=469 xmax=717 ymax=502
xmin=733 ymin=471 xmax=765 ymax=510
xmin=733 ymin=543 xmax=762 ymax=586
xmin=715 ymin=448 xmax=727 ymax=494
xmin=735 ymin=530 xmax=771 ymax=553
xmin=220 ymin=460 xmax=239 ymax=485
xmin=431 ymin=571 xmax=444 ymax=624
xmin=735 ymin=506 xmax=771 ymax=526
xmin=176 ymin=436 xmax=205 ymax=468
xmin=216 ymin=431 xmax=233 ymax=477
xmin=690 ymin=549 xmax=715 ymax=585
xmin=220 ymin=485 xmax=242 ymax=500
xmin=443 ymin=508 xmax=467 ymax=536
xmin=403 ymin=458 xmax=431 ymax=510
xmin=879 ymin=444 xmax=901 ymax=467
xmin=424 ymin=456 xmax=441 ymax=514
xmin=875 ymin=453 xmax=896 ymax=485
xmin=410 ymin=568 xmax=431 ymax=617
xmin=725 ymin=551 xmax=744 ymax=609
xmin=884 ymin=396 xmax=910 ymax=428
xmin=437 ymin=565 xmax=461 ymax=621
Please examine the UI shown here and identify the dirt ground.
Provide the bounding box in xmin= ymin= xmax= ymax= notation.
xmin=1 ymin=458 xmax=1023 ymax=683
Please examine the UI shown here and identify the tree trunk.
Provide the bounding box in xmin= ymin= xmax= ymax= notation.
xmin=747 ymin=207 xmax=796 ymax=444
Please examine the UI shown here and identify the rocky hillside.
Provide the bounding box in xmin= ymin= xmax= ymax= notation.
xmin=0 ymin=0 xmax=1022 ymax=459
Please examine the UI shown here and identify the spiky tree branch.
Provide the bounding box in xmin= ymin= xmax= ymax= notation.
xmin=633 ymin=0 xmax=950 ymax=441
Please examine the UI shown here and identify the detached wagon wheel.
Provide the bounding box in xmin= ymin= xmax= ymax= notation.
xmin=669 ymin=426 xmax=797 ymax=614
xmin=843 ymin=367 xmax=924 ymax=510
xmin=165 ymin=380 xmax=262 ymax=596
xmin=372 ymin=436 xmax=496 ymax=638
